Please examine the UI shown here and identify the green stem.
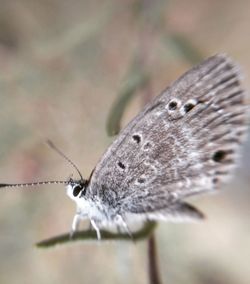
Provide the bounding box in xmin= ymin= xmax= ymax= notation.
xmin=36 ymin=221 xmax=157 ymax=248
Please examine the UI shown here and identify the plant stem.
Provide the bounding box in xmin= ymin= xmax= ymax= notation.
xmin=148 ymin=234 xmax=162 ymax=284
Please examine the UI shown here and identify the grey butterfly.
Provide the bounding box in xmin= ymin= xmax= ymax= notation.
xmin=0 ymin=54 xmax=248 ymax=239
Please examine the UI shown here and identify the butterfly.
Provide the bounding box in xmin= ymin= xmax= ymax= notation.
xmin=0 ymin=54 xmax=248 ymax=240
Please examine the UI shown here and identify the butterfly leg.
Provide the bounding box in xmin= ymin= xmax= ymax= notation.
xmin=70 ymin=208 xmax=89 ymax=238
xmin=90 ymin=219 xmax=101 ymax=240
xmin=116 ymin=214 xmax=133 ymax=239
xmin=70 ymin=215 xmax=80 ymax=239
xmin=70 ymin=213 xmax=81 ymax=239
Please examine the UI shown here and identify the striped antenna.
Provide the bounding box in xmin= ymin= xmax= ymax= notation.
xmin=0 ymin=180 xmax=68 ymax=189
xmin=0 ymin=141 xmax=83 ymax=189
xmin=46 ymin=140 xmax=84 ymax=181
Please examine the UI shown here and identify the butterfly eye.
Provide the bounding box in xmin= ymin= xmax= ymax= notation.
xmin=73 ymin=185 xmax=83 ymax=197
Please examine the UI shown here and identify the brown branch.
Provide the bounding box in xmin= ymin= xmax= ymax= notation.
xmin=148 ymin=234 xmax=162 ymax=284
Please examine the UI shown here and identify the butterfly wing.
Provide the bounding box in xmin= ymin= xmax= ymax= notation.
xmin=88 ymin=54 xmax=248 ymax=220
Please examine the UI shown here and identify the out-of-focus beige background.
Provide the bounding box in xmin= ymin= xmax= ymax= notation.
xmin=0 ymin=1 xmax=249 ymax=284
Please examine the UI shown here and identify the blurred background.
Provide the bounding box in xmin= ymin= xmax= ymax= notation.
xmin=0 ymin=0 xmax=249 ymax=283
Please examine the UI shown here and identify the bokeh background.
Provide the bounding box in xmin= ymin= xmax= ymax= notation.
xmin=0 ymin=1 xmax=249 ymax=284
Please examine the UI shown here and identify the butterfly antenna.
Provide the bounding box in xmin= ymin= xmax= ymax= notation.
xmin=0 ymin=180 xmax=68 ymax=189
xmin=46 ymin=140 xmax=84 ymax=181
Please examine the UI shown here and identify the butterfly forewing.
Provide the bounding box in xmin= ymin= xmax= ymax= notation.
xmin=88 ymin=54 xmax=248 ymax=218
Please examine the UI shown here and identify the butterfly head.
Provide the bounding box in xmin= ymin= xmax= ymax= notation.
xmin=66 ymin=178 xmax=88 ymax=200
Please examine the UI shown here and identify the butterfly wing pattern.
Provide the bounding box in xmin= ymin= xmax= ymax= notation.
xmin=0 ymin=54 xmax=248 ymax=239
xmin=85 ymin=54 xmax=248 ymax=230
